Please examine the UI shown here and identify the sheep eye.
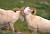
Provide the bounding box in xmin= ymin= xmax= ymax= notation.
xmin=29 ymin=8 xmax=30 ymax=9
xmin=28 ymin=10 xmax=29 ymax=11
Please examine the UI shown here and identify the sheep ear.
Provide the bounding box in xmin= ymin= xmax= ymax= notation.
xmin=19 ymin=14 xmax=24 ymax=22
xmin=31 ymin=7 xmax=37 ymax=15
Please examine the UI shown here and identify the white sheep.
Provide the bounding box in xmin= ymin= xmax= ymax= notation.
xmin=23 ymin=7 xmax=50 ymax=34
xmin=0 ymin=8 xmax=24 ymax=32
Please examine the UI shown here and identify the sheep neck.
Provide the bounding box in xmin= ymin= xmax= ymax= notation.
xmin=25 ymin=13 xmax=32 ymax=23
xmin=25 ymin=13 xmax=32 ymax=18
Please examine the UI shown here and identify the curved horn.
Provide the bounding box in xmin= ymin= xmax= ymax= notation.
xmin=12 ymin=7 xmax=20 ymax=12
xmin=31 ymin=7 xmax=37 ymax=15
xmin=21 ymin=7 xmax=25 ymax=16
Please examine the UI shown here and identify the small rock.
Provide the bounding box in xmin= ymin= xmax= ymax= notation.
xmin=16 ymin=32 xmax=23 ymax=34
xmin=20 ymin=1 xmax=24 ymax=3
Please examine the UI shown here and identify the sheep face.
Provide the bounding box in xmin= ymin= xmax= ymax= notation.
xmin=24 ymin=6 xmax=37 ymax=15
xmin=24 ymin=7 xmax=33 ymax=15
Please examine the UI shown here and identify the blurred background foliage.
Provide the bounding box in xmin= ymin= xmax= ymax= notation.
xmin=0 ymin=0 xmax=50 ymax=34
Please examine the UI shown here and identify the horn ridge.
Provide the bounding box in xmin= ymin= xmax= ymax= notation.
xmin=31 ymin=7 xmax=37 ymax=15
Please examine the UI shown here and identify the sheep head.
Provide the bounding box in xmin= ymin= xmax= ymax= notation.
xmin=27 ymin=6 xmax=37 ymax=15
xmin=12 ymin=7 xmax=24 ymax=21
xmin=12 ymin=7 xmax=25 ymax=16
xmin=24 ymin=6 xmax=37 ymax=15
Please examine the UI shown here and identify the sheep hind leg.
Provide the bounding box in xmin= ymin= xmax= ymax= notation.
xmin=31 ymin=28 xmax=38 ymax=34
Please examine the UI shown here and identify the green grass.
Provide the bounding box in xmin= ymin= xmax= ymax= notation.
xmin=0 ymin=0 xmax=50 ymax=34
xmin=14 ymin=18 xmax=29 ymax=31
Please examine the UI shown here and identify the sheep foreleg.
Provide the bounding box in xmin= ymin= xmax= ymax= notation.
xmin=31 ymin=28 xmax=38 ymax=34
xmin=10 ymin=23 xmax=15 ymax=34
